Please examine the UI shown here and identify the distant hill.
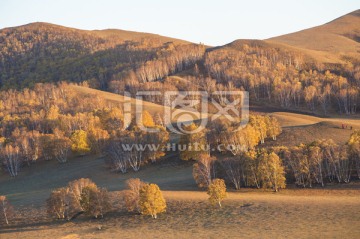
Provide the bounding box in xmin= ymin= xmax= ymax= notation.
xmin=267 ymin=9 xmax=360 ymax=64
xmin=0 ymin=22 xmax=195 ymax=89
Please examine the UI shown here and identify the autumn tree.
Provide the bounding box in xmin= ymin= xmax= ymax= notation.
xmin=250 ymin=115 xmax=267 ymax=144
xmin=265 ymin=116 xmax=282 ymax=140
xmin=144 ymin=126 xmax=169 ymax=163
xmin=46 ymin=187 xmax=78 ymax=220
xmin=80 ymin=185 xmax=111 ymax=218
xmin=348 ymin=130 xmax=360 ymax=179
xmin=1 ymin=144 xmax=22 ymax=177
xmin=193 ymin=153 xmax=217 ymax=188
xmin=259 ymin=152 xmax=286 ymax=192
xmin=88 ymin=127 xmax=110 ymax=155
xmin=140 ymin=110 xmax=155 ymax=128
xmin=207 ymin=179 xmax=227 ymax=208
xmin=139 ymin=183 xmax=166 ymax=219
xmin=124 ymin=178 xmax=147 ymax=213
xmin=0 ymin=196 xmax=13 ymax=225
xmin=71 ymin=130 xmax=91 ymax=155
xmin=68 ymin=178 xmax=97 ymax=211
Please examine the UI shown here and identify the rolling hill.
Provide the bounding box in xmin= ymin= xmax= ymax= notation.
xmin=268 ymin=9 xmax=360 ymax=64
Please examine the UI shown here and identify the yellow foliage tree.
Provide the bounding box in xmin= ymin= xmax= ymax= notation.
xmin=71 ymin=130 xmax=91 ymax=155
xmin=347 ymin=130 xmax=360 ymax=178
xmin=207 ymin=179 xmax=227 ymax=208
xmin=141 ymin=110 xmax=155 ymax=128
xmin=139 ymin=183 xmax=166 ymax=219
xmin=259 ymin=152 xmax=286 ymax=192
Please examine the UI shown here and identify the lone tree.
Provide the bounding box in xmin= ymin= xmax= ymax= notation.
xmin=0 ymin=195 xmax=13 ymax=225
xmin=71 ymin=130 xmax=91 ymax=155
xmin=124 ymin=178 xmax=147 ymax=213
xmin=139 ymin=183 xmax=166 ymax=219
xmin=207 ymin=179 xmax=227 ymax=208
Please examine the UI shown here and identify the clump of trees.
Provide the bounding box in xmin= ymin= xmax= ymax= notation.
xmin=276 ymin=135 xmax=360 ymax=187
xmin=192 ymin=130 xmax=360 ymax=191
xmin=216 ymin=149 xmax=286 ymax=191
xmin=46 ymin=178 xmax=111 ymax=220
xmin=207 ymin=115 xmax=282 ymax=155
xmin=124 ymin=178 xmax=166 ymax=219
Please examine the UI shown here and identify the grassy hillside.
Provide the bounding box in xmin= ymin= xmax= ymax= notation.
xmin=268 ymin=9 xmax=360 ymax=64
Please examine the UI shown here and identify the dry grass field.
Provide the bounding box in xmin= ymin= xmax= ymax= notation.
xmin=1 ymin=189 xmax=360 ymax=239
xmin=268 ymin=10 xmax=360 ymax=64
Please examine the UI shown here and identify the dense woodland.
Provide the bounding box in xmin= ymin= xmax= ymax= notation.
xmin=1 ymin=23 xmax=360 ymax=115
xmin=0 ymin=82 xmax=169 ymax=176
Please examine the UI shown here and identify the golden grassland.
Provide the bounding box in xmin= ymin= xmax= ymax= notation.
xmin=1 ymin=189 xmax=360 ymax=239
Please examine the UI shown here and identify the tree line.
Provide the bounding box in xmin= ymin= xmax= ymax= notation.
xmin=204 ymin=41 xmax=360 ymax=115
xmin=0 ymin=82 xmax=169 ymax=176
xmin=186 ymin=129 xmax=360 ymax=191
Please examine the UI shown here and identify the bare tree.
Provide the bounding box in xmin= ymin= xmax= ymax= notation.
xmin=193 ymin=154 xmax=217 ymax=188
xmin=221 ymin=157 xmax=243 ymax=190
xmin=0 ymin=196 xmax=13 ymax=225
xmin=1 ymin=144 xmax=22 ymax=177
xmin=124 ymin=178 xmax=147 ymax=213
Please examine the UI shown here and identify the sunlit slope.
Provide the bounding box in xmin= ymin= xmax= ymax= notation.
xmin=267 ymin=10 xmax=360 ymax=64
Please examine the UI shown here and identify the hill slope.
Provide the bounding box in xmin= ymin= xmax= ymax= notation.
xmin=0 ymin=22 xmax=197 ymax=89
xmin=267 ymin=9 xmax=360 ymax=64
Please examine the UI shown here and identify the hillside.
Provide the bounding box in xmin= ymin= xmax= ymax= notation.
xmin=0 ymin=22 xmax=200 ymax=89
xmin=268 ymin=9 xmax=360 ymax=64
